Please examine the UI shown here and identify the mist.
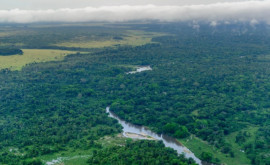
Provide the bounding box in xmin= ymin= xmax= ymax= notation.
xmin=0 ymin=1 xmax=269 ymax=24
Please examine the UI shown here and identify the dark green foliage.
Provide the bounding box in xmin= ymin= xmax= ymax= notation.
xmin=0 ymin=47 xmax=123 ymax=163
xmin=1 ymin=22 xmax=270 ymax=164
xmin=113 ymin=36 xmax=123 ymax=40
xmin=87 ymin=140 xmax=197 ymax=165
xmin=163 ymin=123 xmax=189 ymax=138
xmin=106 ymin=23 xmax=270 ymax=164
xmin=235 ymin=131 xmax=247 ymax=144
xmin=174 ymin=126 xmax=189 ymax=138
xmin=0 ymin=48 xmax=23 ymax=55
xmin=200 ymin=152 xmax=213 ymax=162
xmin=22 ymin=159 xmax=43 ymax=165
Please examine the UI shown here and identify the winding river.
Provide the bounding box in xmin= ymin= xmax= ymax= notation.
xmin=46 ymin=66 xmax=202 ymax=165
xmin=106 ymin=107 xmax=202 ymax=165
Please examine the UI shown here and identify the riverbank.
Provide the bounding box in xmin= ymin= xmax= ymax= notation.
xmin=106 ymin=107 xmax=202 ymax=165
xmin=124 ymin=132 xmax=157 ymax=140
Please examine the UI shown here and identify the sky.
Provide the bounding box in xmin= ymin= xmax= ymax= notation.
xmin=0 ymin=0 xmax=269 ymax=24
xmin=0 ymin=0 xmax=252 ymax=9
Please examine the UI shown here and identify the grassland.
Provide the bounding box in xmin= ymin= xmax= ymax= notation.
xmin=0 ymin=49 xmax=79 ymax=71
xmin=40 ymin=135 xmax=127 ymax=165
xmin=40 ymin=149 xmax=92 ymax=165
xmin=179 ymin=126 xmax=259 ymax=165
xmin=54 ymin=30 xmax=164 ymax=48
xmin=0 ymin=31 xmax=17 ymax=37
xmin=179 ymin=136 xmax=250 ymax=165
xmin=0 ymin=27 xmax=165 ymax=72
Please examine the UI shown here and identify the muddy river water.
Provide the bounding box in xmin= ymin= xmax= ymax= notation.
xmin=106 ymin=107 xmax=202 ymax=165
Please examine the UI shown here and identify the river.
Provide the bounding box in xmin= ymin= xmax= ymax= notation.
xmin=106 ymin=107 xmax=202 ymax=165
xmin=46 ymin=65 xmax=202 ymax=165
xmin=126 ymin=66 xmax=152 ymax=74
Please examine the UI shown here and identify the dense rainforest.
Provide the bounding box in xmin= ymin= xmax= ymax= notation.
xmin=0 ymin=22 xmax=270 ymax=164
xmin=88 ymin=140 xmax=196 ymax=165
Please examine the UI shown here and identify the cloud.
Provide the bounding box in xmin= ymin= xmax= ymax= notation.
xmin=0 ymin=1 xmax=270 ymax=24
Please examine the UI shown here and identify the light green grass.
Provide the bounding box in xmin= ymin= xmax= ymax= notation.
xmin=40 ymin=135 xmax=127 ymax=165
xmin=63 ymin=157 xmax=89 ymax=165
xmin=178 ymin=127 xmax=259 ymax=165
xmin=97 ymin=134 xmax=127 ymax=147
xmin=0 ymin=31 xmax=17 ymax=37
xmin=40 ymin=149 xmax=92 ymax=165
xmin=0 ymin=49 xmax=80 ymax=71
xmin=55 ymin=30 xmax=165 ymax=48
xmin=257 ymin=54 xmax=270 ymax=61
xmin=225 ymin=126 xmax=258 ymax=148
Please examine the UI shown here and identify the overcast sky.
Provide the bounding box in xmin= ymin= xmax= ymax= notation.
xmin=0 ymin=0 xmax=269 ymax=24
xmin=0 ymin=0 xmax=254 ymax=9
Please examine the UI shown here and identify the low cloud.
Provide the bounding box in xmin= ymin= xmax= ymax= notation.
xmin=0 ymin=1 xmax=270 ymax=24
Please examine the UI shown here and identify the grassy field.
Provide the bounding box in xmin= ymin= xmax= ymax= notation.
xmin=0 ymin=49 xmax=80 ymax=71
xmin=97 ymin=134 xmax=127 ymax=147
xmin=40 ymin=149 xmax=92 ymax=165
xmin=0 ymin=31 xmax=18 ymax=37
xmin=39 ymin=135 xmax=127 ymax=165
xmin=179 ymin=136 xmax=250 ymax=165
xmin=178 ymin=126 xmax=259 ymax=165
xmin=54 ymin=30 xmax=165 ymax=48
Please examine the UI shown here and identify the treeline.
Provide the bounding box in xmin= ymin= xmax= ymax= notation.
xmin=0 ymin=25 xmax=125 ymax=49
xmin=0 ymin=48 xmax=23 ymax=56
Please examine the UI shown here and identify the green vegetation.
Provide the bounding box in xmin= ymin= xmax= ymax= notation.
xmin=55 ymin=30 xmax=164 ymax=48
xmin=179 ymin=135 xmax=250 ymax=165
xmin=40 ymin=148 xmax=94 ymax=165
xmin=1 ymin=22 xmax=270 ymax=165
xmin=0 ymin=23 xmax=191 ymax=165
xmin=0 ymin=25 xmax=160 ymax=50
xmin=0 ymin=49 xmax=79 ymax=70
xmin=0 ymin=48 xmax=23 ymax=56
xmin=88 ymin=140 xmax=197 ymax=165
xmin=107 ymin=23 xmax=270 ymax=164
